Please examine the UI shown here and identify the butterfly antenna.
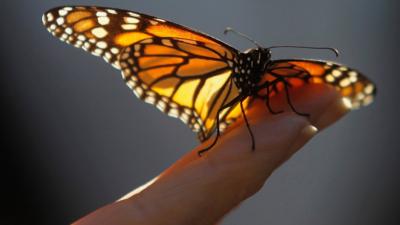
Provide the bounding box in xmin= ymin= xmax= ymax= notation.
xmin=268 ymin=45 xmax=340 ymax=57
xmin=224 ymin=27 xmax=262 ymax=48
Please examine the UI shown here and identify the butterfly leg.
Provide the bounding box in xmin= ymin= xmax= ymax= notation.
xmin=240 ymin=99 xmax=255 ymax=150
xmin=281 ymin=79 xmax=310 ymax=117
xmin=197 ymin=110 xmax=221 ymax=156
xmin=265 ymin=83 xmax=284 ymax=115
xmin=197 ymin=95 xmax=243 ymax=156
xmin=257 ymin=81 xmax=284 ymax=114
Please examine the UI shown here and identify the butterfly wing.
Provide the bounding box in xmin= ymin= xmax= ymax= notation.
xmin=42 ymin=6 xmax=235 ymax=69
xmin=119 ymin=37 xmax=242 ymax=141
xmin=43 ymin=6 xmax=244 ymax=141
xmin=259 ymin=59 xmax=376 ymax=109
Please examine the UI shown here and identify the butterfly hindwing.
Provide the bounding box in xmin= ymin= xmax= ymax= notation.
xmin=260 ymin=60 xmax=376 ymax=109
xmin=43 ymin=6 xmax=244 ymax=141
xmin=119 ymin=37 xmax=241 ymax=140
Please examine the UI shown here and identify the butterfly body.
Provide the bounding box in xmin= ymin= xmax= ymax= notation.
xmin=233 ymin=48 xmax=271 ymax=96
xmin=43 ymin=6 xmax=376 ymax=150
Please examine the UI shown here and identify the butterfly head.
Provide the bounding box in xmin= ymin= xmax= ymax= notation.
xmin=242 ymin=47 xmax=271 ymax=72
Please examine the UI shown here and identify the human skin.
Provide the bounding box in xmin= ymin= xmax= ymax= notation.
xmin=73 ymin=83 xmax=349 ymax=225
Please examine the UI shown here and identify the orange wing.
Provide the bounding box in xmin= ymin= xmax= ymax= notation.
xmin=42 ymin=6 xmax=235 ymax=69
xmin=42 ymin=6 xmax=245 ymax=141
xmin=119 ymin=37 xmax=245 ymax=141
xmin=259 ymin=59 xmax=376 ymax=109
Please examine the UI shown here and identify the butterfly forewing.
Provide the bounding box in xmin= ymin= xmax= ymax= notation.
xmin=43 ymin=6 xmax=243 ymax=141
xmin=42 ymin=6 xmax=235 ymax=69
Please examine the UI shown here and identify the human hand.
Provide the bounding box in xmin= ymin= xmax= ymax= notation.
xmin=73 ymin=83 xmax=349 ymax=225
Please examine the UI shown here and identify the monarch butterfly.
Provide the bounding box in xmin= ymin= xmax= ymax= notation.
xmin=42 ymin=6 xmax=376 ymax=155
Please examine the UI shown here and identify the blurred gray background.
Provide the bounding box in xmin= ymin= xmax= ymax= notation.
xmin=2 ymin=0 xmax=398 ymax=224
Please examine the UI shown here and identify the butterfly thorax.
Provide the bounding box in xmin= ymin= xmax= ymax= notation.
xmin=233 ymin=48 xmax=271 ymax=95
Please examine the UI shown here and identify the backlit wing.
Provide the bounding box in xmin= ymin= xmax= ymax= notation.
xmin=42 ymin=5 xmax=235 ymax=69
xmin=260 ymin=59 xmax=376 ymax=109
xmin=42 ymin=6 xmax=245 ymax=141
xmin=119 ymin=37 xmax=242 ymax=141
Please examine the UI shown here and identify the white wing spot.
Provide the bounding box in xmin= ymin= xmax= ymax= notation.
xmin=349 ymin=75 xmax=358 ymax=83
xmin=83 ymin=42 xmax=91 ymax=50
xmin=104 ymin=52 xmax=112 ymax=60
xmin=342 ymin=97 xmax=353 ymax=109
xmin=363 ymin=95 xmax=373 ymax=106
xmin=155 ymin=18 xmax=166 ymax=22
xmin=46 ymin=13 xmax=54 ymax=22
xmin=193 ymin=123 xmax=200 ymax=130
xmin=339 ymin=78 xmax=351 ymax=87
xmin=126 ymin=80 xmax=135 ymax=89
xmin=364 ymin=84 xmax=374 ymax=95
xmin=42 ymin=15 xmax=46 ymax=24
xmin=75 ymin=40 xmax=83 ymax=47
xmin=60 ymin=33 xmax=68 ymax=40
xmin=93 ymin=48 xmax=103 ymax=56
xmin=110 ymin=47 xmax=119 ymax=54
xmin=96 ymin=11 xmax=108 ymax=17
xmin=106 ymin=9 xmax=118 ymax=14
xmin=145 ymin=96 xmax=156 ymax=104
xmin=124 ymin=17 xmax=139 ymax=24
xmin=356 ymin=92 xmax=365 ymax=100
xmin=98 ymin=16 xmax=110 ymax=25
xmin=168 ymin=108 xmax=179 ymax=118
xmin=58 ymin=9 xmax=68 ymax=16
xmin=134 ymin=45 xmax=141 ymax=51
xmin=180 ymin=113 xmax=189 ymax=123
xmin=56 ymin=17 xmax=65 ymax=25
xmin=92 ymin=27 xmax=108 ymax=38
xmin=77 ymin=35 xmax=86 ymax=41
xmin=128 ymin=12 xmax=141 ymax=17
xmin=96 ymin=41 xmax=108 ymax=49
xmin=348 ymin=71 xmax=358 ymax=77
xmin=149 ymin=20 xmax=158 ymax=25
xmin=332 ymin=69 xmax=342 ymax=77
xmin=156 ymin=101 xmax=167 ymax=111
xmin=325 ymin=74 xmax=335 ymax=82
xmin=65 ymin=27 xmax=73 ymax=35
xmin=122 ymin=24 xmax=138 ymax=30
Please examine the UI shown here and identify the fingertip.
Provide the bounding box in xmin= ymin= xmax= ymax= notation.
xmin=266 ymin=83 xmax=349 ymax=130
xmin=311 ymin=93 xmax=350 ymax=130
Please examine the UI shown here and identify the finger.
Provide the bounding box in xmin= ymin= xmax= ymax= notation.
xmin=159 ymin=83 xmax=349 ymax=179
xmin=73 ymin=84 xmax=349 ymax=225
xmin=138 ymin=84 xmax=349 ymax=223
